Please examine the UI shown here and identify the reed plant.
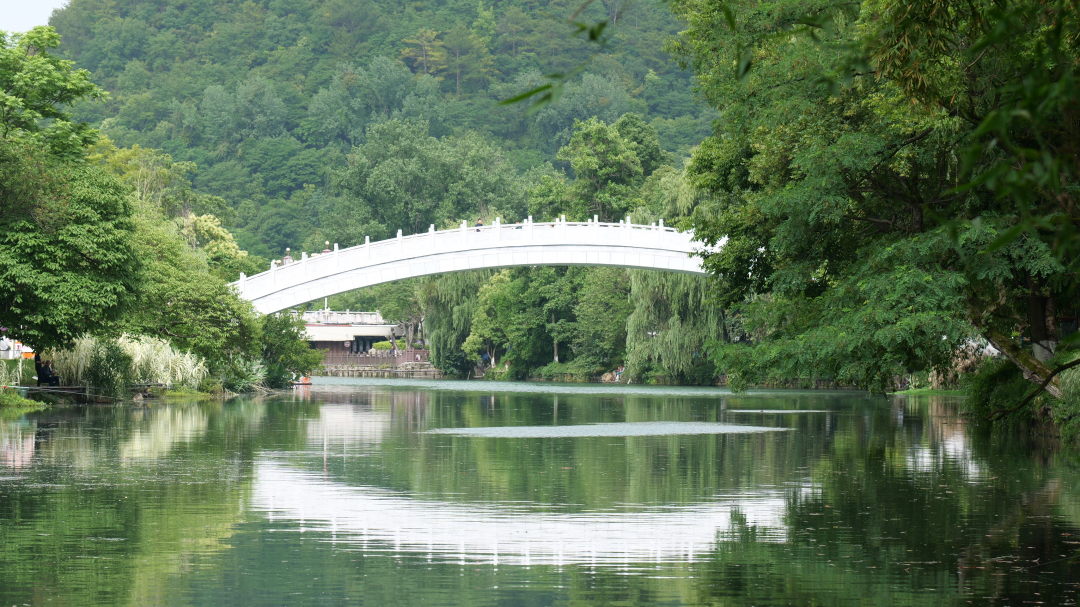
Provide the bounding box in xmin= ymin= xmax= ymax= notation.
xmin=46 ymin=334 xmax=208 ymax=390
xmin=46 ymin=335 xmax=97 ymax=388
xmin=118 ymin=335 xmax=208 ymax=389
xmin=0 ymin=358 xmax=31 ymax=387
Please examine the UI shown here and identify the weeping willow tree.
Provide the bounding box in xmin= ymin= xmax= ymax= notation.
xmin=420 ymin=270 xmax=493 ymax=377
xmin=625 ymin=271 xmax=727 ymax=384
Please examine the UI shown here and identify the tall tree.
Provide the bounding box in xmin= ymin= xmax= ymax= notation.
xmin=442 ymin=22 xmax=494 ymax=97
xmin=0 ymin=27 xmax=141 ymax=350
xmin=400 ymin=28 xmax=446 ymax=76
xmin=329 ymin=119 xmax=526 ymax=240
xmin=0 ymin=27 xmax=104 ymax=158
xmin=556 ymin=116 xmax=642 ymax=221
xmin=667 ymin=0 xmax=1080 ymax=397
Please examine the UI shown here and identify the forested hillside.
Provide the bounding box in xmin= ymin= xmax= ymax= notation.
xmin=49 ymin=0 xmax=714 ymax=258
xmin=33 ymin=0 xmax=723 ymax=383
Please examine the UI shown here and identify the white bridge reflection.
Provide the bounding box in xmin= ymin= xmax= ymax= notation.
xmin=254 ymin=461 xmax=791 ymax=567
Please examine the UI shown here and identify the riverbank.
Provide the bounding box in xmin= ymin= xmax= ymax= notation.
xmin=0 ymin=388 xmax=48 ymax=414
xmin=892 ymin=388 xmax=966 ymax=396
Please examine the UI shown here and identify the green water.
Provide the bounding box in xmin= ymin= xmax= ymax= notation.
xmin=2 ymin=379 xmax=1079 ymax=606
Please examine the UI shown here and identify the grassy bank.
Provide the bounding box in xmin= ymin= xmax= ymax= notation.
xmin=0 ymin=387 xmax=47 ymax=413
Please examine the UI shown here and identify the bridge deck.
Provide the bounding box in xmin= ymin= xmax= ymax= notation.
xmin=234 ymin=219 xmax=709 ymax=314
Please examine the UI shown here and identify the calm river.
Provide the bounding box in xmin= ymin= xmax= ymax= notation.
xmin=2 ymin=379 xmax=1079 ymax=605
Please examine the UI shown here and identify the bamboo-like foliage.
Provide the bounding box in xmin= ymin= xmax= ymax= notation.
xmin=46 ymin=335 xmax=208 ymax=389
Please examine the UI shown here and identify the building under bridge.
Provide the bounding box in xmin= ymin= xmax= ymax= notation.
xmin=301 ymin=310 xmax=437 ymax=377
xmin=301 ymin=310 xmax=403 ymax=355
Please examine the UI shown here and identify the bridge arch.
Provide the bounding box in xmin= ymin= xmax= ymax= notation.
xmin=233 ymin=218 xmax=708 ymax=314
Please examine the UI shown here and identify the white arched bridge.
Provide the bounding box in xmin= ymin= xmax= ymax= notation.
xmin=233 ymin=217 xmax=708 ymax=314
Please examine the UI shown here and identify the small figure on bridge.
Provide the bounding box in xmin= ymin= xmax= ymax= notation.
xmin=475 ymin=219 xmax=483 ymax=232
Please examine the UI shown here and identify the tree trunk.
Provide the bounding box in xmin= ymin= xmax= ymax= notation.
xmin=984 ymin=327 xmax=1063 ymax=399
xmin=552 ymin=312 xmax=559 ymax=362
xmin=1027 ymin=290 xmax=1057 ymax=363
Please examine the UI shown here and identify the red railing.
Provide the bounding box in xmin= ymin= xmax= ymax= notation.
xmin=322 ymin=350 xmax=430 ymax=366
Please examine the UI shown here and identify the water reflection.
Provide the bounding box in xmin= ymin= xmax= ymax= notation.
xmin=0 ymin=386 xmax=1076 ymax=606
xmin=254 ymin=460 xmax=791 ymax=566
xmin=120 ymin=405 xmax=209 ymax=461
xmin=0 ymin=419 xmax=34 ymax=469
xmin=425 ymin=420 xmax=792 ymax=437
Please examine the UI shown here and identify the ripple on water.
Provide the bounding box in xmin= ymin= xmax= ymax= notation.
xmin=424 ymin=421 xmax=793 ymax=438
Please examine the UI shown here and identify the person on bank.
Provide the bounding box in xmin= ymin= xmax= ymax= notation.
xmin=40 ymin=361 xmax=60 ymax=386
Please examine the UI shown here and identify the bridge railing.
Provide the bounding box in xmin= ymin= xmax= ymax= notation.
xmin=235 ymin=218 xmax=699 ymax=303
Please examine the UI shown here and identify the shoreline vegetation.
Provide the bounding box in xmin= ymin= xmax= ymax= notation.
xmin=0 ymin=387 xmax=45 ymax=412
xmin=891 ymin=388 xmax=967 ymax=396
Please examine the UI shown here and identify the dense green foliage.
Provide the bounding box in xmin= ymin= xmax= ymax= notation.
xmin=0 ymin=28 xmax=104 ymax=158
xmin=666 ymin=0 xmax=1080 ymax=403
xmin=0 ymin=387 xmax=42 ymax=409
xmin=0 ymin=25 xmax=322 ymax=392
xmin=0 ymin=29 xmax=141 ymax=351
xmin=84 ymin=339 xmax=134 ymax=399
xmin=47 ymin=0 xmax=714 ymax=258
xmin=24 ymin=0 xmax=736 ymax=385
xmin=328 ymin=118 xmax=529 ymax=242
xmin=261 ymin=312 xmax=324 ymax=388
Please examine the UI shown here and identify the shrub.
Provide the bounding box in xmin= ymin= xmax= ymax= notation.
xmin=260 ymin=313 xmax=323 ymax=389
xmin=963 ymin=357 xmax=1044 ymax=423
xmin=219 ymin=356 xmax=266 ymax=393
xmin=0 ymin=387 xmax=37 ymax=408
xmin=1051 ymin=356 xmax=1080 ymax=442
xmin=84 ymin=341 xmax=133 ymax=400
